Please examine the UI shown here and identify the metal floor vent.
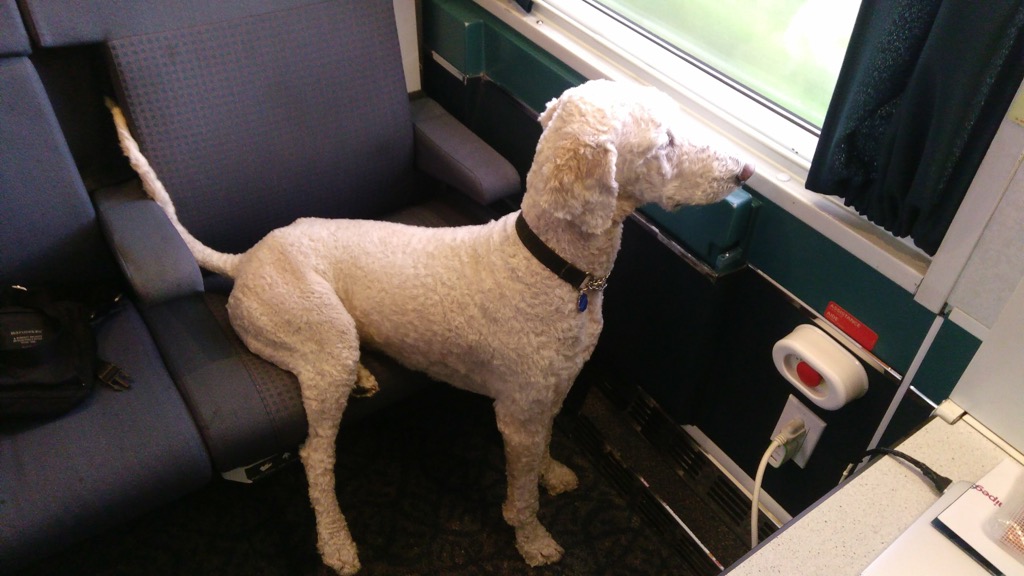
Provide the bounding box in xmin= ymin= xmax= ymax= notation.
xmin=594 ymin=378 xmax=779 ymax=543
xmin=560 ymin=374 xmax=779 ymax=571
xmin=561 ymin=415 xmax=724 ymax=575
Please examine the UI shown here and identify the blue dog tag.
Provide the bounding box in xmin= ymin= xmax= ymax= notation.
xmin=577 ymin=292 xmax=588 ymax=312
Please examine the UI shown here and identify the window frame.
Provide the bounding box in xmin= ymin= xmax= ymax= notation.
xmin=474 ymin=0 xmax=1022 ymax=317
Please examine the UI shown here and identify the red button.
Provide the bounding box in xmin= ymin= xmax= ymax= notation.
xmin=796 ymin=361 xmax=822 ymax=387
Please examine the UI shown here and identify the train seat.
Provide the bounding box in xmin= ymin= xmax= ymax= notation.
xmin=0 ymin=4 xmax=212 ymax=568
xmin=16 ymin=0 xmax=521 ymax=481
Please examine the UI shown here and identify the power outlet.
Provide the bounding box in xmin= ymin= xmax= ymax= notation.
xmin=770 ymin=395 xmax=826 ymax=468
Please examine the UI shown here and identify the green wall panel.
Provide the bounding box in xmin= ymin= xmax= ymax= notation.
xmin=423 ymin=0 xmax=584 ymax=112
xmin=482 ymin=25 xmax=583 ymax=112
xmin=746 ymin=195 xmax=934 ymax=374
xmin=423 ymin=0 xmax=486 ymax=75
xmin=913 ymin=319 xmax=982 ymax=402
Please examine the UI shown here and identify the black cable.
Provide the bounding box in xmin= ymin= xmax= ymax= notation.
xmin=858 ymin=448 xmax=953 ymax=493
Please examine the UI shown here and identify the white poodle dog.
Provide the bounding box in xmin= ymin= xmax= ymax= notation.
xmin=108 ymin=79 xmax=753 ymax=575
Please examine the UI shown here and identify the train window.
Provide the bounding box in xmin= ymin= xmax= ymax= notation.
xmin=480 ymin=0 xmax=1023 ymax=308
xmin=583 ymin=0 xmax=861 ymax=131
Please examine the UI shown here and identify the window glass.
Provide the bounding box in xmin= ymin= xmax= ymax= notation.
xmin=589 ymin=0 xmax=861 ymax=129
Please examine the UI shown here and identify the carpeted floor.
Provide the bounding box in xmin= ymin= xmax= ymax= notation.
xmin=16 ymin=384 xmax=699 ymax=576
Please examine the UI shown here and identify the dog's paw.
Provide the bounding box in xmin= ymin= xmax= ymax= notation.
xmin=541 ymin=459 xmax=579 ymax=495
xmin=515 ymin=520 xmax=564 ymax=566
xmin=318 ymin=532 xmax=361 ymax=575
xmin=320 ymin=547 xmax=361 ymax=576
xmin=351 ymin=363 xmax=379 ymax=398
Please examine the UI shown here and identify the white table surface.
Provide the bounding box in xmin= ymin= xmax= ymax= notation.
xmin=724 ymin=417 xmax=1012 ymax=575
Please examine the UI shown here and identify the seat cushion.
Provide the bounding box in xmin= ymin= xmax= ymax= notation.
xmin=140 ymin=293 xmax=302 ymax=473
xmin=144 ymin=289 xmax=440 ymax=475
xmin=106 ymin=1 xmax=419 ymax=254
xmin=382 ymin=186 xmax=504 ymax=228
xmin=0 ymin=302 xmax=211 ymax=570
xmin=203 ymin=291 xmax=436 ymax=429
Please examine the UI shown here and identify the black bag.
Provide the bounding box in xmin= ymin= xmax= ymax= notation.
xmin=0 ymin=286 xmax=132 ymax=419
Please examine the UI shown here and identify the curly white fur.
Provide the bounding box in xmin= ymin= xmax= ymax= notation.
xmin=109 ymin=79 xmax=751 ymax=575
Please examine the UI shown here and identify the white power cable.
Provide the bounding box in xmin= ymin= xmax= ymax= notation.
xmin=751 ymin=437 xmax=783 ymax=549
xmin=751 ymin=418 xmax=807 ymax=549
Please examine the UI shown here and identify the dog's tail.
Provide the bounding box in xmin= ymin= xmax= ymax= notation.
xmin=106 ymin=99 xmax=241 ymax=278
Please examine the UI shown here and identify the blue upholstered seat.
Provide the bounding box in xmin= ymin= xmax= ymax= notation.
xmin=2 ymin=1 xmax=519 ymax=566
xmin=11 ymin=0 xmax=519 ymax=486
xmin=0 ymin=14 xmax=211 ymax=569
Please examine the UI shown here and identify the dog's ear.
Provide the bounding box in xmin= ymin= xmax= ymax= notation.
xmin=529 ymin=94 xmax=620 ymax=234
xmin=538 ymin=95 xmax=561 ymax=130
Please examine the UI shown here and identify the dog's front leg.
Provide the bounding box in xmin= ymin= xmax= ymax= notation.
xmin=541 ymin=447 xmax=578 ymax=495
xmin=495 ymin=402 xmax=564 ymax=566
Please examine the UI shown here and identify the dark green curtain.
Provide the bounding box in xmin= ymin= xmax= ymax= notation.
xmin=806 ymin=1 xmax=1024 ymax=255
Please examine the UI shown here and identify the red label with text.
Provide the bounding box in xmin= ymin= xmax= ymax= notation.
xmin=824 ymin=301 xmax=878 ymax=351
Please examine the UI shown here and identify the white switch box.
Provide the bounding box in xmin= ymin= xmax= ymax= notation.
xmin=770 ymin=395 xmax=827 ymax=468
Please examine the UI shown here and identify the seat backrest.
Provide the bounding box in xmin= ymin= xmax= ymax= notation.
xmin=0 ymin=0 xmax=28 ymax=56
xmin=0 ymin=53 xmax=119 ymax=289
xmin=17 ymin=0 xmax=315 ymax=48
xmin=105 ymin=1 xmax=418 ymax=253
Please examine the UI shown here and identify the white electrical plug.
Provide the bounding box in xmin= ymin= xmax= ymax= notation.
xmin=769 ymin=395 xmax=827 ymax=468
xmin=768 ymin=418 xmax=807 ymax=468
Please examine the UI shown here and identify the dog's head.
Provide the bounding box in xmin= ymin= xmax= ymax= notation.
xmin=526 ymin=79 xmax=754 ymax=234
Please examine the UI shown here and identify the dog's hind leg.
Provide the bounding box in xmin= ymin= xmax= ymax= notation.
xmin=227 ymin=278 xmax=363 ymax=576
xmin=296 ymin=361 xmax=361 ymax=576
xmin=494 ymin=401 xmax=565 ymax=566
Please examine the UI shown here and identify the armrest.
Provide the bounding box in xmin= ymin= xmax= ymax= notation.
xmin=411 ymin=97 xmax=521 ymax=205
xmin=93 ymin=179 xmax=203 ymax=306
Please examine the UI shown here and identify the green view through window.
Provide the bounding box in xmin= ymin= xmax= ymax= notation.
xmin=589 ymin=0 xmax=861 ymax=129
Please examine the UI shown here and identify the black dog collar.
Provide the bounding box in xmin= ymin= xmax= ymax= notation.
xmin=514 ymin=212 xmax=608 ymax=312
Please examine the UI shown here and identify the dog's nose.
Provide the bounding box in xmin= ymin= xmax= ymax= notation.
xmin=738 ymin=163 xmax=755 ymax=183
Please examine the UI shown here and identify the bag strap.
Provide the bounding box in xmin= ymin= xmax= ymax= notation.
xmin=97 ymin=361 xmax=133 ymax=391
